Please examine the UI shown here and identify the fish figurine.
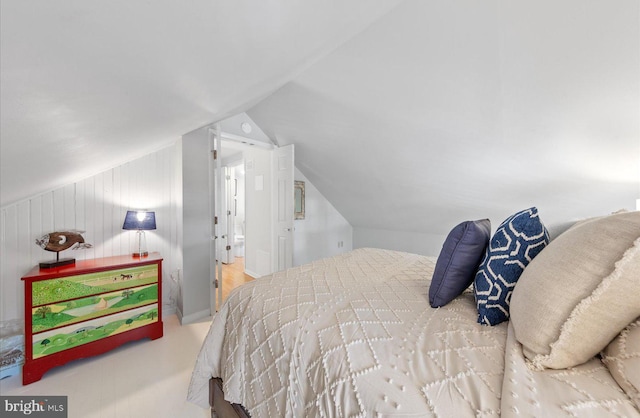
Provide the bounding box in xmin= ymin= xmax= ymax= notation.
xmin=35 ymin=231 xmax=93 ymax=253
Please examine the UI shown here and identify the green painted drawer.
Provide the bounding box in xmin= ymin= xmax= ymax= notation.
xmin=31 ymin=283 xmax=158 ymax=333
xmin=32 ymin=304 xmax=159 ymax=359
xmin=32 ymin=264 xmax=158 ymax=306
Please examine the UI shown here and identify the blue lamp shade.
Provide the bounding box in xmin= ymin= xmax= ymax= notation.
xmin=122 ymin=211 xmax=156 ymax=230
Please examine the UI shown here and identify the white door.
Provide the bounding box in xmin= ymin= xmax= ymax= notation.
xmin=209 ymin=125 xmax=224 ymax=312
xmin=273 ymin=144 xmax=294 ymax=271
xmin=219 ymin=166 xmax=235 ymax=264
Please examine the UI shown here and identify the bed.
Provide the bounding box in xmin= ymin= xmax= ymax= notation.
xmin=188 ymin=209 xmax=640 ymax=417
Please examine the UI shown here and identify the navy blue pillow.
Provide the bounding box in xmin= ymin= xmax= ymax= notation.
xmin=429 ymin=219 xmax=491 ymax=308
xmin=474 ymin=207 xmax=550 ymax=326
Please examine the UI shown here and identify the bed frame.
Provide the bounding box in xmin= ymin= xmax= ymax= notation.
xmin=210 ymin=378 xmax=251 ymax=418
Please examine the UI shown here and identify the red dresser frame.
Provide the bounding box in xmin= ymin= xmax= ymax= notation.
xmin=22 ymin=253 xmax=163 ymax=385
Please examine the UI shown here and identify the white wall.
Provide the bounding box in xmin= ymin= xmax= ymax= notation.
xmin=179 ymin=127 xmax=213 ymax=324
xmin=354 ymin=228 xmax=444 ymax=257
xmin=293 ymin=168 xmax=353 ymax=266
xmin=0 ymin=144 xmax=181 ymax=324
xmin=233 ymin=166 xmax=246 ymax=231
xmin=243 ymin=147 xmax=273 ymax=278
xmin=354 ymin=213 xmax=599 ymax=258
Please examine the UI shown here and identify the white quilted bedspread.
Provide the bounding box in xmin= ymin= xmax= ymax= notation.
xmin=188 ymin=248 xmax=508 ymax=417
xmin=187 ymin=248 xmax=640 ymax=417
xmin=502 ymin=322 xmax=640 ymax=418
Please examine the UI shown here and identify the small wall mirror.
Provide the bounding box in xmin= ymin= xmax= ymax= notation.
xmin=294 ymin=181 xmax=305 ymax=220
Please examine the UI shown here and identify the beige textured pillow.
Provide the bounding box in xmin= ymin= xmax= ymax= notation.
xmin=510 ymin=211 xmax=640 ymax=369
xmin=602 ymin=318 xmax=640 ymax=410
xmin=566 ymin=209 xmax=629 ymax=231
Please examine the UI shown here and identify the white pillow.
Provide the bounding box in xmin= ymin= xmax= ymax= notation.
xmin=510 ymin=211 xmax=640 ymax=369
xmin=602 ymin=318 xmax=640 ymax=410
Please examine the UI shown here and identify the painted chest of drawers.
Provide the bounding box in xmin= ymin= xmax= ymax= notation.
xmin=21 ymin=253 xmax=163 ymax=384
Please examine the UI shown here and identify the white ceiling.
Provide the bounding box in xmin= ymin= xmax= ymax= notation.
xmin=248 ymin=0 xmax=640 ymax=234
xmin=2 ymin=0 xmax=639 ymax=237
xmin=0 ymin=0 xmax=403 ymax=207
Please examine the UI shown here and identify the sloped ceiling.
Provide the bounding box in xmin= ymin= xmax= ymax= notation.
xmin=0 ymin=0 xmax=403 ymax=207
xmin=2 ymin=0 xmax=638 ymax=239
xmin=248 ymin=0 xmax=640 ymax=235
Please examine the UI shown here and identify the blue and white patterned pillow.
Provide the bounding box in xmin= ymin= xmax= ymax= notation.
xmin=474 ymin=207 xmax=550 ymax=326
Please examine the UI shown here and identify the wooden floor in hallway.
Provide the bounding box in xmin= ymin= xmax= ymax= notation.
xmin=220 ymin=257 xmax=253 ymax=303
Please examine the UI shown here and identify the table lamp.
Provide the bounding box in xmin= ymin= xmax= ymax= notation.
xmin=122 ymin=210 xmax=156 ymax=257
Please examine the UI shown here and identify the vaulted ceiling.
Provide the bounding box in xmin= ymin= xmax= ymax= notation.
xmin=2 ymin=1 xmax=639 ymax=237
xmin=1 ymin=0 xmax=403 ymax=206
xmin=247 ymin=0 xmax=640 ymax=235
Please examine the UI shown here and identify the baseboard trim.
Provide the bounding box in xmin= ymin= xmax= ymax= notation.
xmin=180 ymin=308 xmax=211 ymax=325
xmin=163 ymin=305 xmax=176 ymax=317
xmin=244 ymin=269 xmax=259 ymax=279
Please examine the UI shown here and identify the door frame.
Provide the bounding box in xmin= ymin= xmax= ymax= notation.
xmin=219 ymin=165 xmax=235 ymax=265
xmin=208 ymin=125 xmax=223 ymax=313
xmin=209 ymin=129 xmax=294 ymax=310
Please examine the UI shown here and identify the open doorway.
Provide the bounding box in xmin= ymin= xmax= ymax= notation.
xmin=218 ymin=160 xmax=245 ymax=266
xmin=218 ymin=142 xmax=252 ymax=302
xmin=211 ymin=119 xmax=294 ymax=309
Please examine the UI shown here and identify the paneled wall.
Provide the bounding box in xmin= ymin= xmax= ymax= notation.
xmin=0 ymin=144 xmax=181 ymax=324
